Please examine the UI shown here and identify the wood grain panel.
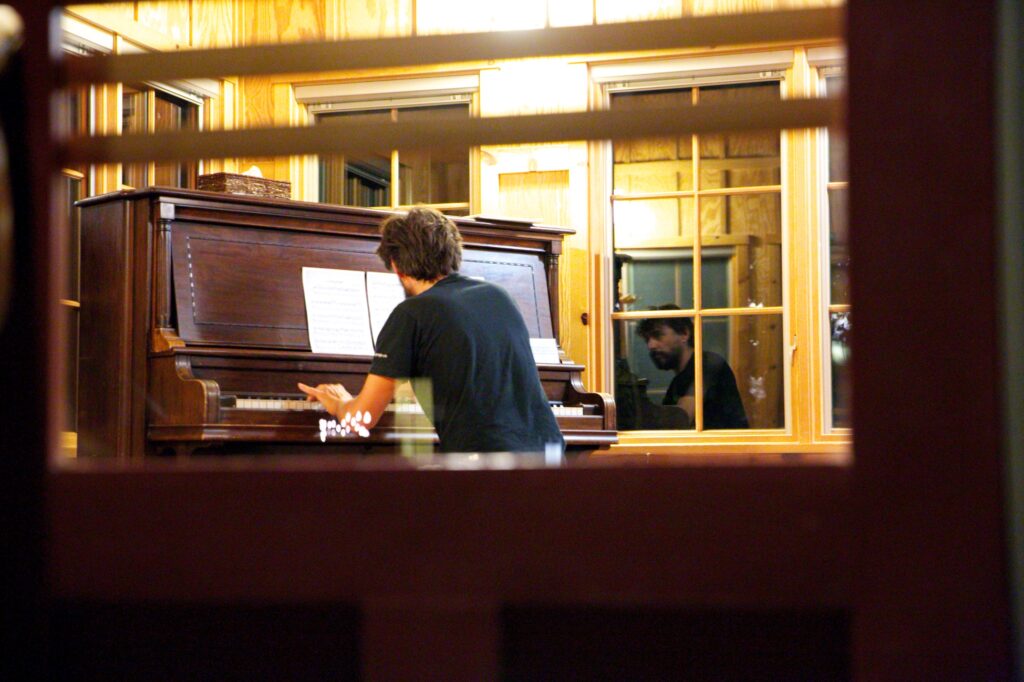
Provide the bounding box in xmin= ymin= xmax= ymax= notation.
xmin=612 ymin=90 xmax=692 ymax=164
xmin=496 ymin=169 xmax=589 ymax=375
xmin=614 ymin=161 xmax=691 ymax=194
xmin=239 ymin=0 xmax=325 ymax=45
xmin=335 ymin=0 xmax=412 ymax=39
xmin=597 ymin=0 xmax=682 ymax=24
xmin=192 ymin=0 xmax=235 ymax=49
xmin=690 ymin=0 xmax=841 ymax=14
xmin=417 ymin=1 xmax=547 ymax=35
xmin=136 ymin=1 xmax=190 ymax=47
xmin=66 ymin=3 xmax=136 ymax=34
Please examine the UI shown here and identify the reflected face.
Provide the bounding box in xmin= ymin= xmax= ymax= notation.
xmin=646 ymin=326 xmax=689 ymax=371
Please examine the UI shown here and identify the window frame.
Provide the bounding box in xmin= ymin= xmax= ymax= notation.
xmin=119 ymin=82 xmax=205 ymax=191
xmin=590 ymin=47 xmax=849 ymax=455
xmin=297 ymin=75 xmax=481 ymax=213
xmin=816 ymin=64 xmax=851 ymax=436
xmin=808 ymin=47 xmax=852 ymax=442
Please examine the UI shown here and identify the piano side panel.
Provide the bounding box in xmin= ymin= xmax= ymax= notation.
xmin=78 ymin=200 xmax=136 ymax=458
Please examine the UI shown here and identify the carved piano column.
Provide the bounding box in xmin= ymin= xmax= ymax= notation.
xmin=151 ymin=202 xmax=183 ymax=352
xmin=544 ymin=249 xmax=561 ymax=341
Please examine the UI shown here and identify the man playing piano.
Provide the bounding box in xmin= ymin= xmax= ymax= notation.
xmin=299 ymin=207 xmax=565 ymax=455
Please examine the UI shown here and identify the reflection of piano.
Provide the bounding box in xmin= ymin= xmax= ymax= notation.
xmin=76 ymin=188 xmax=615 ymax=457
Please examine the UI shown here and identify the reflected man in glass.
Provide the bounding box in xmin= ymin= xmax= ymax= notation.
xmin=636 ymin=305 xmax=749 ymax=430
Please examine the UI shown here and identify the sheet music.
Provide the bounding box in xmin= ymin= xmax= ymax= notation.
xmin=530 ymin=337 xmax=562 ymax=364
xmin=302 ymin=267 xmax=374 ymax=356
xmin=366 ymin=271 xmax=407 ymax=346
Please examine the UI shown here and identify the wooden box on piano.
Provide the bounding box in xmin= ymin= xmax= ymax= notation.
xmin=76 ymin=188 xmax=616 ymax=458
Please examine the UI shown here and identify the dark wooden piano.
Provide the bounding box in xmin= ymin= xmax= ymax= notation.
xmin=76 ymin=188 xmax=615 ymax=457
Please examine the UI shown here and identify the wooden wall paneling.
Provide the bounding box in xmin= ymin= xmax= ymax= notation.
xmin=497 ymin=169 xmax=588 ymax=369
xmin=241 ymin=0 xmax=325 ymax=45
xmin=136 ymin=1 xmax=191 ymax=48
xmin=272 ymin=82 xmax=315 ymax=199
xmin=416 ymin=0 xmax=548 ymax=35
xmin=690 ymin=0 xmax=841 ymax=15
xmin=70 ymin=2 xmax=182 ymax=52
xmin=596 ymin=0 xmax=683 ymax=24
xmin=546 ymin=0 xmax=595 ymax=27
xmin=202 ymin=78 xmax=237 ymax=175
xmin=235 ymin=74 xmax=275 ymax=178
xmin=478 ymin=59 xmax=593 ymax=377
xmin=329 ymin=0 xmax=413 ymax=40
xmin=192 ymin=0 xmax=236 ymax=49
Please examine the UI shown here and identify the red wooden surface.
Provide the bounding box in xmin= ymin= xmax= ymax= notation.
xmin=848 ymin=1 xmax=1012 ymax=678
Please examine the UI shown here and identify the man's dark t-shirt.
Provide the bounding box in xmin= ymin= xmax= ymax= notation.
xmin=663 ymin=351 xmax=750 ymax=429
xmin=369 ymin=273 xmax=564 ymax=453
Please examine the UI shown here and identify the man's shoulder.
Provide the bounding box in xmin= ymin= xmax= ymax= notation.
xmin=702 ymin=350 xmax=730 ymax=370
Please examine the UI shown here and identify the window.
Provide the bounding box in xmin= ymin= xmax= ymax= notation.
xmin=122 ymin=87 xmax=200 ymax=190
xmin=316 ymin=103 xmax=470 ymax=212
xmin=609 ymin=81 xmax=784 ymax=433
xmin=821 ymin=70 xmax=850 ymax=430
xmin=594 ymin=48 xmax=849 ymax=451
xmin=299 ymin=76 xmax=478 ymax=215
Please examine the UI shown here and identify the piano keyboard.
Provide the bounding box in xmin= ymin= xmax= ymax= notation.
xmin=226 ymin=396 xmax=584 ymax=417
xmin=234 ymin=397 xmax=325 ymax=411
xmin=549 ymin=403 xmax=585 ymax=417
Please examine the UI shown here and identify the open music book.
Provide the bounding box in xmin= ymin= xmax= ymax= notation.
xmin=302 ymin=266 xmax=564 ymax=363
xmin=302 ymin=267 xmax=405 ymax=355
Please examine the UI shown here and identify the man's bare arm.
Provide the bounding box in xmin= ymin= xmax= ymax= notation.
xmin=674 ymin=395 xmax=696 ymax=427
xmin=298 ymin=373 xmax=397 ymax=430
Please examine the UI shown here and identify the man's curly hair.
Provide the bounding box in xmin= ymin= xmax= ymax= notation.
xmin=376 ymin=207 xmax=462 ymax=281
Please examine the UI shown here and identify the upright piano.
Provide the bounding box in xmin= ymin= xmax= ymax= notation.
xmin=76 ymin=188 xmax=615 ymax=457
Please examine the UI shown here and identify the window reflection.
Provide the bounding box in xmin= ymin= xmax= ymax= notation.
xmin=719 ymin=315 xmax=784 ymax=430
xmin=830 ymin=311 xmax=851 ymax=428
xmin=317 ymin=104 xmax=470 ymax=210
xmin=613 ymin=311 xmax=782 ymax=431
xmin=824 ymin=72 xmax=850 ymax=430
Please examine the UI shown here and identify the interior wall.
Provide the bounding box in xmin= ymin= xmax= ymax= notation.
xmin=66 ymin=0 xmax=841 ymax=391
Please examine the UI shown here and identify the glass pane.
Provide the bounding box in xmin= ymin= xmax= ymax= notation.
xmin=698 ymin=82 xmax=781 ymax=189
xmin=825 ymin=75 xmax=847 ymax=183
xmin=700 ymin=193 xmax=782 ymax=307
xmin=398 ymin=146 xmax=468 ymax=205
xmin=613 ymin=158 xmax=692 ymax=194
xmin=62 ymin=175 xmax=81 ymax=301
xmin=698 ymin=252 xmax=730 ymax=309
xmin=617 ymin=256 xmax=694 ymax=312
xmin=59 ymin=87 xmax=88 ymax=139
xmin=613 ymin=316 xmax=695 ymax=431
xmin=830 ymin=311 xmax=852 ymax=428
xmin=703 ymin=315 xmax=784 ymax=430
xmin=397 ymin=105 xmax=469 ymax=205
xmin=828 ymin=187 xmax=849 ymax=304
xmin=611 ymin=88 xmax=693 ymax=173
xmin=318 ymin=110 xmax=393 ymax=206
xmin=122 ymin=89 xmax=148 ymax=188
xmin=612 ymin=197 xmax=694 ymax=248
xmin=153 ymin=94 xmax=197 ymax=188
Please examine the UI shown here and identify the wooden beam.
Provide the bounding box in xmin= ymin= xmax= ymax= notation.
xmin=61 ymin=96 xmax=841 ymax=165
